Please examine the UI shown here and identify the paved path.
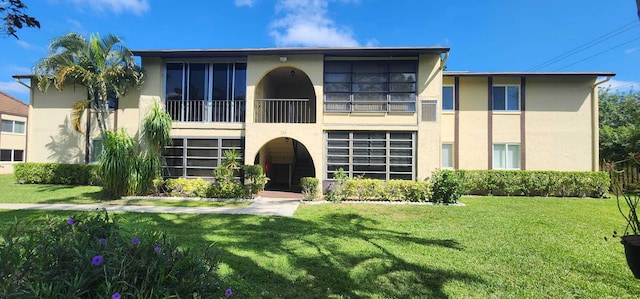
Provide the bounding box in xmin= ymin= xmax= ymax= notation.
xmin=0 ymin=197 xmax=302 ymax=217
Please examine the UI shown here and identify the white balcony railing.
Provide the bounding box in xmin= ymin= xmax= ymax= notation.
xmin=254 ymin=99 xmax=314 ymax=123
xmin=165 ymin=99 xmax=245 ymax=123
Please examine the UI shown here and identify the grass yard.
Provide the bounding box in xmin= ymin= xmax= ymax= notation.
xmin=0 ymin=174 xmax=250 ymax=208
xmin=1 ymin=195 xmax=639 ymax=298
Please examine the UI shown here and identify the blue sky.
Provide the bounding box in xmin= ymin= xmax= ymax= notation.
xmin=1 ymin=0 xmax=639 ymax=103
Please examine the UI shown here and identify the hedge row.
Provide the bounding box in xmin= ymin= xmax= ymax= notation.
xmin=14 ymin=163 xmax=99 ymax=185
xmin=334 ymin=179 xmax=432 ymax=202
xmin=451 ymin=170 xmax=609 ymax=198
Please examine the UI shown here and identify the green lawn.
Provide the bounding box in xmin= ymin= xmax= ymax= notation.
xmin=0 ymin=174 xmax=250 ymax=208
xmin=1 ymin=195 xmax=638 ymax=298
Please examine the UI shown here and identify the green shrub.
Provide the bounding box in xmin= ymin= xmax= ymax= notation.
xmin=343 ymin=178 xmax=384 ymax=201
xmin=209 ymin=165 xmax=249 ymax=199
xmin=13 ymin=162 xmax=99 ymax=185
xmin=383 ymin=180 xmax=413 ymax=201
xmin=325 ymin=178 xmax=431 ymax=202
xmin=300 ymin=177 xmax=319 ymax=201
xmin=165 ymin=178 xmax=211 ymax=198
xmin=330 ymin=168 xmax=349 ymax=202
xmin=98 ymin=130 xmax=138 ymax=197
xmin=0 ymin=210 xmax=227 ymax=298
xmin=429 ymin=170 xmax=464 ymax=204
xmin=405 ymin=181 xmax=432 ymax=202
xmin=455 ymin=170 xmax=609 ymax=198
xmin=242 ymin=164 xmax=269 ymax=196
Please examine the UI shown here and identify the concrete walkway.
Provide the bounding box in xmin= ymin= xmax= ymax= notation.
xmin=0 ymin=197 xmax=302 ymax=217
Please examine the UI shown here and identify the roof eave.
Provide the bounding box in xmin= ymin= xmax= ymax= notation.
xmin=443 ymin=71 xmax=616 ymax=77
xmin=132 ymin=46 xmax=450 ymax=58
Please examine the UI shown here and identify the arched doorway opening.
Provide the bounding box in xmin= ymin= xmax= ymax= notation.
xmin=254 ymin=137 xmax=315 ymax=191
xmin=254 ymin=67 xmax=316 ymax=123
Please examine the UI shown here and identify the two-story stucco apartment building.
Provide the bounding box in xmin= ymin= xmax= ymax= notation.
xmin=0 ymin=91 xmax=28 ymax=174
xmin=15 ymin=47 xmax=613 ymax=190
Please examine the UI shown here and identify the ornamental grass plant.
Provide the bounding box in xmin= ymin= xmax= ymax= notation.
xmin=0 ymin=210 xmax=230 ymax=298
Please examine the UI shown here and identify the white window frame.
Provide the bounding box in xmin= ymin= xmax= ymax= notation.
xmin=492 ymin=143 xmax=520 ymax=170
xmin=0 ymin=149 xmax=24 ymax=162
xmin=442 ymin=85 xmax=455 ymax=112
xmin=1 ymin=119 xmax=26 ymax=134
xmin=441 ymin=143 xmax=454 ymax=169
xmin=492 ymin=85 xmax=520 ymax=111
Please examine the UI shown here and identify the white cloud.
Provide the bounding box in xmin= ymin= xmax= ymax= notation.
xmin=235 ymin=0 xmax=256 ymax=7
xmin=67 ymin=19 xmax=85 ymax=33
xmin=625 ymin=48 xmax=637 ymax=54
xmin=0 ymin=81 xmax=31 ymax=96
xmin=15 ymin=40 xmax=34 ymax=49
xmin=66 ymin=0 xmax=149 ymax=15
xmin=269 ymin=0 xmax=360 ymax=47
xmin=601 ymin=79 xmax=640 ymax=92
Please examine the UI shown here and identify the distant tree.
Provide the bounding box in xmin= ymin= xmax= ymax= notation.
xmin=599 ymin=89 xmax=640 ymax=163
xmin=0 ymin=0 xmax=39 ymax=39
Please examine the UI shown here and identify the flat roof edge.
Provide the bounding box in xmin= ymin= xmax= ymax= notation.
xmin=132 ymin=46 xmax=450 ymax=57
xmin=444 ymin=71 xmax=616 ymax=77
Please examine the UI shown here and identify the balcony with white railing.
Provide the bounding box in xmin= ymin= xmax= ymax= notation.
xmin=254 ymin=99 xmax=315 ymax=123
xmin=165 ymin=99 xmax=245 ymax=123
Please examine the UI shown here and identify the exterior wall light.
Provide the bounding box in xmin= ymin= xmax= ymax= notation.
xmin=279 ymin=56 xmax=287 ymax=63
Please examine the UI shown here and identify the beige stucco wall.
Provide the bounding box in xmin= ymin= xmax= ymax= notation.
xmin=27 ymin=83 xmax=142 ymax=164
xmin=28 ymin=86 xmax=88 ymax=163
xmin=457 ymin=76 xmax=489 ymax=169
xmin=445 ymin=75 xmax=596 ymax=171
xmin=245 ymin=55 xmax=325 ymax=183
xmin=525 ymin=76 xmax=595 ymax=171
xmin=416 ymin=54 xmax=443 ymax=179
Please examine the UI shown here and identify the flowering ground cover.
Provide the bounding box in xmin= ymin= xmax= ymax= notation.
xmin=1 ymin=196 xmax=639 ymax=298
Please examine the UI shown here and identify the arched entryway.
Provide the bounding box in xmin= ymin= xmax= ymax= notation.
xmin=254 ymin=137 xmax=315 ymax=191
xmin=254 ymin=66 xmax=316 ymax=123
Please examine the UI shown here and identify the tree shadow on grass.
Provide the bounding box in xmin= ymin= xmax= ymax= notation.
xmin=0 ymin=209 xmax=486 ymax=298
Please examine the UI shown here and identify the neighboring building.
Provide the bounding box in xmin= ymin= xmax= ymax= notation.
xmin=0 ymin=91 xmax=28 ymax=174
xmin=15 ymin=47 xmax=614 ymax=191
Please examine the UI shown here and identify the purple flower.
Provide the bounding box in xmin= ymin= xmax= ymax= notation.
xmin=112 ymin=292 xmax=121 ymax=299
xmin=225 ymin=288 xmax=232 ymax=297
xmin=154 ymin=246 xmax=161 ymax=252
xmin=67 ymin=218 xmax=75 ymax=225
xmin=91 ymin=255 xmax=103 ymax=266
xmin=99 ymin=238 xmax=107 ymax=244
xmin=132 ymin=237 xmax=140 ymax=245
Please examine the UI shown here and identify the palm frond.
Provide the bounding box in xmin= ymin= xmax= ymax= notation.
xmin=71 ymin=100 xmax=90 ymax=133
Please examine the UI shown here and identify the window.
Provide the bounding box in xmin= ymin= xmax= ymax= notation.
xmin=442 ymin=85 xmax=454 ymax=111
xmin=492 ymin=85 xmax=519 ymax=111
xmin=161 ymin=137 xmax=244 ymax=178
xmin=326 ymin=131 xmax=414 ymax=180
xmin=324 ymin=60 xmax=417 ymax=113
xmin=442 ymin=143 xmax=453 ymax=169
xmin=0 ymin=149 xmax=24 ymax=162
xmin=164 ymin=62 xmax=247 ymax=122
xmin=493 ymin=144 xmax=520 ymax=169
xmin=1 ymin=120 xmax=25 ymax=134
xmin=90 ymin=139 xmax=104 ymax=163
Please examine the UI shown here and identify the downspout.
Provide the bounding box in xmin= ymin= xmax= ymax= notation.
xmin=592 ymin=75 xmax=611 ymax=171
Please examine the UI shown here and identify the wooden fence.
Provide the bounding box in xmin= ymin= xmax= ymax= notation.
xmin=602 ymin=163 xmax=640 ymax=190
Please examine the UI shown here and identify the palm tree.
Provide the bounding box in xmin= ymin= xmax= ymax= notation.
xmin=34 ymin=32 xmax=144 ymax=162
